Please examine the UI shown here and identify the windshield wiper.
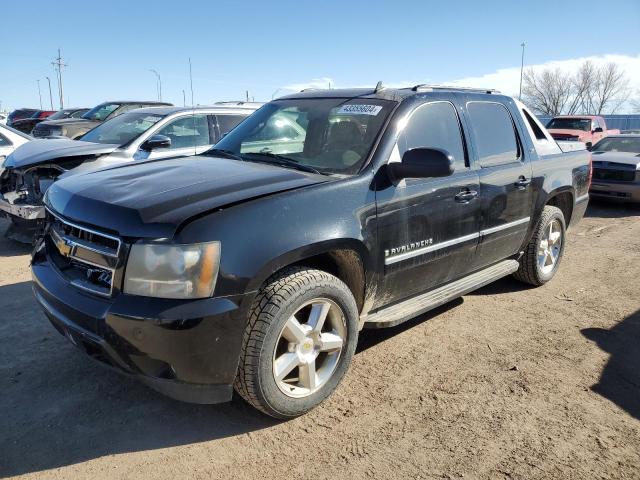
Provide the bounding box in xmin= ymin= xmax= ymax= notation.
xmin=206 ymin=148 xmax=243 ymax=160
xmin=242 ymin=152 xmax=325 ymax=175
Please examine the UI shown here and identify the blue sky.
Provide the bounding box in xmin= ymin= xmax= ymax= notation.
xmin=1 ymin=0 xmax=639 ymax=110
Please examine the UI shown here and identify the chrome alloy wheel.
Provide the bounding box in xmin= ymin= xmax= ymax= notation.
xmin=272 ymin=298 xmax=346 ymax=398
xmin=537 ymin=218 xmax=562 ymax=275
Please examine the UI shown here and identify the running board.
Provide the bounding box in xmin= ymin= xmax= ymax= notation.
xmin=362 ymin=259 xmax=520 ymax=329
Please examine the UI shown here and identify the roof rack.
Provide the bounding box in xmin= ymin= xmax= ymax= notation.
xmin=411 ymin=84 xmax=499 ymax=94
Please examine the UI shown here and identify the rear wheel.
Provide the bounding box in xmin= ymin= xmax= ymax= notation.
xmin=513 ymin=205 xmax=566 ymax=286
xmin=234 ymin=267 xmax=358 ymax=419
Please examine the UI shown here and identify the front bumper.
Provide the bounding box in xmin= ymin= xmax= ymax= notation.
xmin=0 ymin=197 xmax=45 ymax=220
xmin=590 ymin=180 xmax=640 ymax=203
xmin=31 ymin=252 xmax=250 ymax=404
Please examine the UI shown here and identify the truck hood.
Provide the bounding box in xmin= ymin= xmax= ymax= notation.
xmin=592 ymin=151 xmax=640 ymax=167
xmin=4 ymin=139 xmax=119 ymax=169
xmin=45 ymin=155 xmax=329 ymax=238
xmin=548 ymin=128 xmax=588 ymax=138
xmin=548 ymin=128 xmax=589 ymax=138
xmin=38 ymin=118 xmax=99 ymax=128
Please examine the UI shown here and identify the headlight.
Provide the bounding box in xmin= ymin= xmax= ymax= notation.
xmin=123 ymin=242 xmax=221 ymax=299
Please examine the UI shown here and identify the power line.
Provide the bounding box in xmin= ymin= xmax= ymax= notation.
xmin=37 ymin=80 xmax=42 ymax=109
xmin=188 ymin=58 xmax=194 ymax=106
xmin=519 ymin=42 xmax=526 ymax=100
xmin=148 ymin=69 xmax=162 ymax=101
xmin=45 ymin=77 xmax=54 ymax=110
xmin=51 ymin=48 xmax=67 ymax=109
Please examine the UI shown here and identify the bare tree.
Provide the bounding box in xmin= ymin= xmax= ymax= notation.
xmin=590 ymin=62 xmax=631 ymax=114
xmin=567 ymin=60 xmax=596 ymax=114
xmin=522 ymin=68 xmax=573 ymax=115
xmin=522 ymin=60 xmax=631 ymax=115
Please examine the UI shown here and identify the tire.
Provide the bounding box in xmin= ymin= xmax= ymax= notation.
xmin=234 ymin=267 xmax=359 ymax=419
xmin=513 ymin=205 xmax=566 ymax=286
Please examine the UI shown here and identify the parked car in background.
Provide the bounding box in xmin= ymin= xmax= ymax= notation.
xmin=32 ymin=100 xmax=173 ymax=139
xmin=11 ymin=109 xmax=85 ymax=134
xmin=6 ymin=108 xmax=38 ymax=127
xmin=0 ymin=123 xmax=31 ymax=162
xmin=589 ymin=134 xmax=640 ymax=203
xmin=546 ymin=115 xmax=620 ymax=149
xmin=30 ymin=85 xmax=590 ymax=418
xmin=0 ymin=104 xmax=260 ymax=241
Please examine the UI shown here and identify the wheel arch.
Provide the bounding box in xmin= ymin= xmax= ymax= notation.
xmin=245 ymin=238 xmax=371 ymax=314
xmin=544 ymin=187 xmax=574 ymax=227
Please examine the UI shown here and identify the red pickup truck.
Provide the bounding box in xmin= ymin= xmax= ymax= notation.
xmin=546 ymin=115 xmax=620 ymax=149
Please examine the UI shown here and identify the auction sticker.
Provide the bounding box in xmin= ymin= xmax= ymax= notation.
xmin=337 ymin=104 xmax=383 ymax=116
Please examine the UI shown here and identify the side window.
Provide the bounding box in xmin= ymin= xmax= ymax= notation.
xmin=522 ymin=108 xmax=547 ymax=140
xmin=467 ymin=102 xmax=519 ymax=167
xmin=0 ymin=133 xmax=10 ymax=146
xmin=397 ymin=101 xmax=467 ymax=170
xmin=156 ymin=115 xmax=210 ymax=149
xmin=216 ymin=114 xmax=247 ymax=138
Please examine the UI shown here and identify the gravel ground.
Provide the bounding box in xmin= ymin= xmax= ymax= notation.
xmin=0 ymin=201 xmax=639 ymax=480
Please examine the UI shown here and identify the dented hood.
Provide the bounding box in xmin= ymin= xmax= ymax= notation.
xmin=5 ymin=139 xmax=119 ymax=169
xmin=45 ymin=155 xmax=328 ymax=238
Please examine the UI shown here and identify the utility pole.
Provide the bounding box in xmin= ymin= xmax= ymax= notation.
xmin=188 ymin=58 xmax=194 ymax=106
xmin=519 ymin=42 xmax=526 ymax=100
xmin=51 ymin=48 xmax=67 ymax=109
xmin=45 ymin=76 xmax=54 ymax=110
xmin=245 ymin=90 xmax=249 ymax=102
xmin=37 ymin=80 xmax=43 ymax=109
xmin=148 ymin=69 xmax=162 ymax=101
xmin=182 ymin=90 xmax=186 ymax=107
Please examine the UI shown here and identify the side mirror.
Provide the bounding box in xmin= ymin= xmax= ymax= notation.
xmin=141 ymin=134 xmax=171 ymax=151
xmin=593 ymin=127 xmax=603 ymax=133
xmin=388 ymin=148 xmax=455 ymax=180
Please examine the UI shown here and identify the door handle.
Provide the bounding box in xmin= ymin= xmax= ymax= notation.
xmin=515 ymin=176 xmax=531 ymax=190
xmin=455 ymin=189 xmax=478 ymax=203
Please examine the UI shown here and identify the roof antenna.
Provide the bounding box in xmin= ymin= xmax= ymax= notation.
xmin=374 ymin=81 xmax=384 ymax=93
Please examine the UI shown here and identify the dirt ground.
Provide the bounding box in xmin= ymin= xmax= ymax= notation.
xmin=0 ymin=201 xmax=639 ymax=480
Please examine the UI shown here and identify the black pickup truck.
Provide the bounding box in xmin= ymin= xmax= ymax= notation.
xmin=31 ymin=85 xmax=591 ymax=418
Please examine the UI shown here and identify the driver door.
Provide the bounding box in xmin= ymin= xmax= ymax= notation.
xmin=374 ymin=99 xmax=481 ymax=308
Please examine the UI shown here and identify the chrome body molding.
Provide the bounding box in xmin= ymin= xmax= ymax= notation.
xmin=479 ymin=217 xmax=530 ymax=236
xmin=384 ymin=217 xmax=531 ymax=266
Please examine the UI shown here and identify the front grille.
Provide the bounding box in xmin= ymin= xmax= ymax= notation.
xmin=32 ymin=126 xmax=49 ymax=138
xmin=46 ymin=210 xmax=122 ymax=297
xmin=592 ymin=167 xmax=636 ymax=182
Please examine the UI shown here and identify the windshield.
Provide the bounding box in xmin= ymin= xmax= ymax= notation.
xmin=78 ymin=112 xmax=164 ymax=145
xmin=213 ymin=98 xmax=394 ymax=175
xmin=82 ymin=103 xmax=120 ymax=121
xmin=592 ymin=136 xmax=640 ymax=154
xmin=546 ymin=118 xmax=592 ymax=131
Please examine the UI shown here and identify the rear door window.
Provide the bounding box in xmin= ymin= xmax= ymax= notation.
xmin=216 ymin=114 xmax=247 ymax=138
xmin=467 ymin=102 xmax=520 ymax=167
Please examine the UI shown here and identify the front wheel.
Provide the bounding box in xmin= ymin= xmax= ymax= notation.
xmin=234 ymin=267 xmax=359 ymax=419
xmin=513 ymin=205 xmax=566 ymax=286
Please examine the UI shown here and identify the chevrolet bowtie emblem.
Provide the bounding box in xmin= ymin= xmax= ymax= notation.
xmin=56 ymin=237 xmax=73 ymax=257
